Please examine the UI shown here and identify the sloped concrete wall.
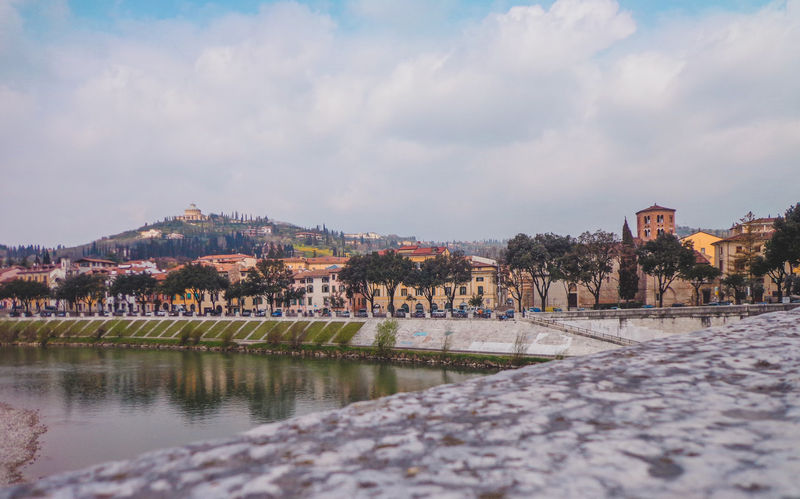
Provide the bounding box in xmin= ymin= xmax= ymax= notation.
xmin=350 ymin=319 xmax=615 ymax=357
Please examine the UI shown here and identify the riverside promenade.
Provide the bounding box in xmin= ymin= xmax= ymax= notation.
xmin=4 ymin=308 xmax=799 ymax=498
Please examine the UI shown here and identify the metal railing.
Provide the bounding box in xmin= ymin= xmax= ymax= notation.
xmin=528 ymin=317 xmax=638 ymax=346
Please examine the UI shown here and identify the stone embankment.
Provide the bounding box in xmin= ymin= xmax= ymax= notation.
xmin=4 ymin=308 xmax=799 ymax=498
xmin=0 ymin=404 xmax=46 ymax=486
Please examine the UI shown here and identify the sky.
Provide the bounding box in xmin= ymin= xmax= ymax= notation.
xmin=1 ymin=0 xmax=798 ymax=247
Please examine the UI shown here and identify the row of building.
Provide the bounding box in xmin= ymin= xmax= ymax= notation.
xmin=1 ymin=204 xmax=794 ymax=315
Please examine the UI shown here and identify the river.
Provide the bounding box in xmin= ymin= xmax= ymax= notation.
xmin=0 ymin=346 xmax=489 ymax=483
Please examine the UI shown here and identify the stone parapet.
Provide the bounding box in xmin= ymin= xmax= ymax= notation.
xmin=540 ymin=302 xmax=798 ymax=320
xmin=4 ymin=309 xmax=799 ymax=497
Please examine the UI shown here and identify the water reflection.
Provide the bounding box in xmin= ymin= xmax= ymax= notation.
xmin=0 ymin=347 xmax=489 ymax=480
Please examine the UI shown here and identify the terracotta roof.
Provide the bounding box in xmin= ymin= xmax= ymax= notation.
xmin=693 ymin=250 xmax=711 ymax=265
xmin=470 ymin=261 xmax=497 ymax=269
xmin=636 ymin=204 xmax=675 ymax=214
xmin=293 ymin=268 xmax=342 ymax=279
xmin=197 ymin=254 xmax=252 ymax=261
xmin=712 ymin=232 xmax=774 ymax=244
xmin=378 ymin=246 xmax=447 ymax=256
xmin=306 ymin=256 xmax=349 ymax=264
xmin=76 ymin=258 xmax=116 ymax=265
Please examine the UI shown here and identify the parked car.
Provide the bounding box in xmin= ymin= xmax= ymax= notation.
xmin=476 ymin=309 xmax=491 ymax=319
xmin=452 ymin=309 xmax=468 ymax=318
xmin=271 ymin=309 xmax=283 ymax=317
xmin=393 ymin=310 xmax=406 ymax=318
xmin=355 ymin=309 xmax=368 ymax=318
xmin=168 ymin=310 xmax=180 ymax=317
xmin=373 ymin=311 xmax=387 ymax=318
xmin=39 ymin=311 xmax=52 ymax=317
xmin=154 ymin=310 xmax=166 ymax=317
xmin=183 ymin=311 xmax=194 ymax=317
xmin=504 ymin=309 xmax=515 ymax=319
xmin=412 ymin=310 xmax=425 ymax=318
xmin=671 ymin=303 xmax=686 ymax=308
xmin=431 ymin=309 xmax=446 ymax=318
xmin=336 ymin=311 xmax=351 ymax=318
xmin=241 ymin=310 xmax=252 ymax=317
xmin=56 ymin=311 xmax=67 ymax=317
xmin=641 ymin=304 xmax=655 ymax=309
xmin=528 ymin=307 xmax=542 ymax=313
xmin=255 ymin=310 xmax=266 ymax=317
xmin=9 ymin=310 xmax=21 ymax=317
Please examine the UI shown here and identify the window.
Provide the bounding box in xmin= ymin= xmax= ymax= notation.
xmin=331 ymin=274 xmax=336 ymax=281
xmin=307 ymin=285 xmax=313 ymax=293
xmin=478 ymin=286 xmax=484 ymax=295
xmin=445 ymin=287 xmax=451 ymax=296
xmin=307 ymin=297 xmax=313 ymax=305
xmin=459 ymin=286 xmax=467 ymax=296
xmin=644 ymin=215 xmax=651 ymax=224
xmin=401 ymin=288 xmax=407 ymax=296
xmin=374 ymin=289 xmax=380 ymax=297
xmin=416 ymin=288 xmax=424 ymax=296
xmin=657 ymin=214 xmax=664 ymax=223
xmin=339 ymin=285 xmax=345 ymax=292
xmin=657 ymin=228 xmax=664 ymax=235
xmin=700 ymin=248 xmax=706 ymax=254
xmin=322 ymin=285 xmax=329 ymax=293
xmin=476 ymin=277 xmax=484 ymax=282
xmin=644 ymin=228 xmax=651 ymax=238
xmin=322 ymin=277 xmax=329 ymax=283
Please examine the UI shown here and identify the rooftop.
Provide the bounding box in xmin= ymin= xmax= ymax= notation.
xmin=636 ymin=203 xmax=676 ymax=214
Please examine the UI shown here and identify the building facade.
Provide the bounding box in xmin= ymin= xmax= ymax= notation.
xmin=636 ymin=204 xmax=676 ymax=241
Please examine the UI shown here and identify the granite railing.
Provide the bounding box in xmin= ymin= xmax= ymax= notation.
xmin=3 ymin=308 xmax=799 ymax=498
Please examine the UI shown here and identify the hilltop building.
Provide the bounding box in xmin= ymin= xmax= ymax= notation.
xmin=176 ymin=204 xmax=208 ymax=222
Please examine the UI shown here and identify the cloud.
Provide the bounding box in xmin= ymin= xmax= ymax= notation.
xmin=0 ymin=0 xmax=798 ymax=247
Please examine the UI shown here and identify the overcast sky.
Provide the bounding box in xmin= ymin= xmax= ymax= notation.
xmin=1 ymin=0 xmax=798 ymax=247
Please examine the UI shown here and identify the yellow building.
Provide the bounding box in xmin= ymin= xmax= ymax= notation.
xmin=371 ymin=248 xmax=499 ymax=313
xmin=681 ymin=231 xmax=722 ymax=266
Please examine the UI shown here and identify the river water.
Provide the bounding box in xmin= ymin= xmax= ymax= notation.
xmin=0 ymin=346 xmax=489 ymax=482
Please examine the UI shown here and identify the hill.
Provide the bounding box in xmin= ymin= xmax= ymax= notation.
xmin=1 ymin=211 xmax=418 ymax=265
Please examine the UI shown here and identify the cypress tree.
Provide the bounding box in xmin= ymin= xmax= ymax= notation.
xmin=618 ymin=218 xmax=639 ymax=302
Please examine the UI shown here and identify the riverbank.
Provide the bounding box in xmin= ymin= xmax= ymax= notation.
xmin=6 ymin=309 xmax=799 ymax=497
xmin=0 ymin=403 xmax=46 ymax=486
xmin=7 ymin=338 xmax=549 ymax=370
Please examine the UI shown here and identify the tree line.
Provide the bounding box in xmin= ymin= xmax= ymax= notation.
xmin=338 ymin=250 xmax=472 ymax=314
xmin=0 ymin=259 xmax=306 ymax=315
xmin=501 ymin=225 xmax=722 ymax=309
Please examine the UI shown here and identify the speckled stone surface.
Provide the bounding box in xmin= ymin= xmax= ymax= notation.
xmin=4 ymin=309 xmax=800 ymax=498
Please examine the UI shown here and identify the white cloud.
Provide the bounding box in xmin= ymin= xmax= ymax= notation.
xmin=0 ymin=0 xmax=798 ymax=247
